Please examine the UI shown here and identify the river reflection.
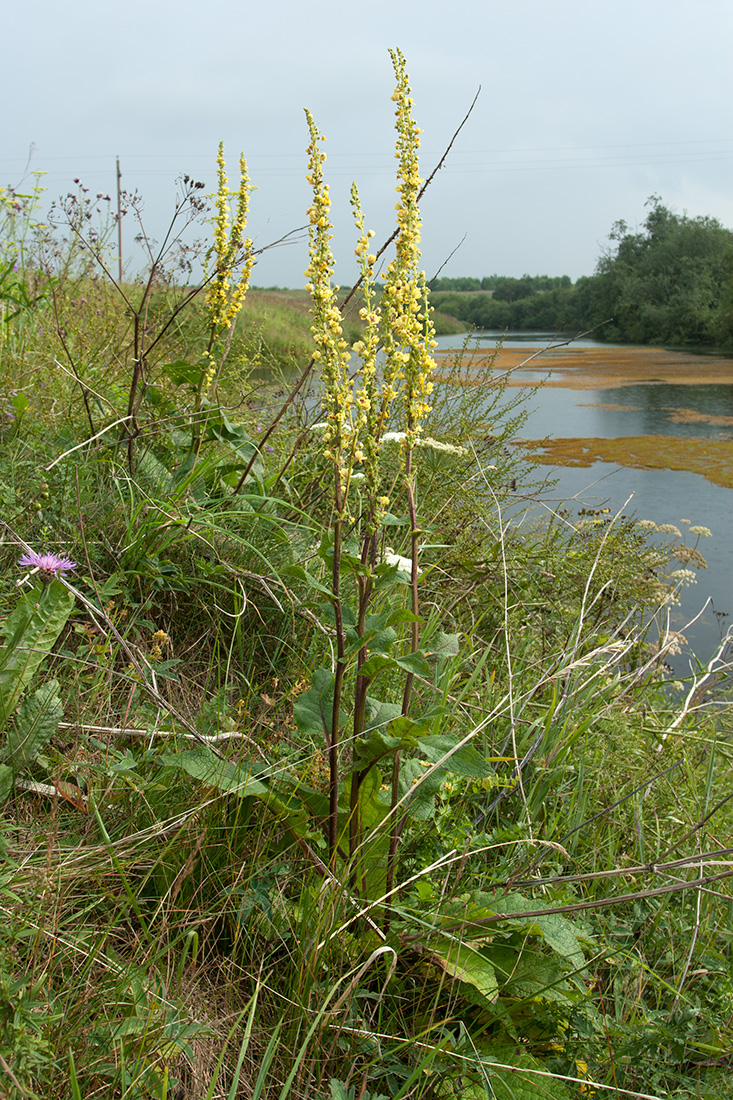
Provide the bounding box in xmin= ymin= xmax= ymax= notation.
xmin=521 ymin=383 xmax=733 ymax=442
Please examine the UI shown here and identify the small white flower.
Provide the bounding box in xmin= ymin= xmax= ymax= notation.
xmin=384 ymin=548 xmax=419 ymax=575
xmin=310 ymin=422 xmax=329 ymax=432
xmin=656 ymin=524 xmax=682 ymax=537
xmin=381 ymin=431 xmax=407 ymax=444
xmin=669 ymin=568 xmax=697 ymax=587
xmin=688 ymin=525 xmax=712 ymax=537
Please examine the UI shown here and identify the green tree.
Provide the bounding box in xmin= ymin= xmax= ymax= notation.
xmin=589 ymin=196 xmax=733 ymax=345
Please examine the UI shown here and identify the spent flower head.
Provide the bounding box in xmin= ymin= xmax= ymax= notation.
xmin=18 ymin=550 xmax=76 ymax=582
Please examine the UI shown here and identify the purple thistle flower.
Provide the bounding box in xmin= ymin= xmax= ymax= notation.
xmin=18 ymin=550 xmax=77 ymax=582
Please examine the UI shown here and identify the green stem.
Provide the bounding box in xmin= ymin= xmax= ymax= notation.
xmin=385 ymin=450 xmax=420 ymax=919
xmin=328 ymin=478 xmax=347 ymax=863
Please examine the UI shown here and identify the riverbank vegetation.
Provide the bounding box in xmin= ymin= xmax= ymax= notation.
xmin=1 ymin=54 xmax=732 ymax=1100
xmin=430 ymin=197 xmax=733 ymax=350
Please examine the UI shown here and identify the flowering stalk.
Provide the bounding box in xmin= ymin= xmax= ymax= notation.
xmin=194 ymin=144 xmax=254 ymax=448
xmin=348 ymin=185 xmax=385 ymax=864
xmin=383 ymin=48 xmax=438 ymax=909
xmin=304 ymin=110 xmax=353 ymax=860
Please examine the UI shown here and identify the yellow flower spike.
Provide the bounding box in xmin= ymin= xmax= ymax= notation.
xmin=304 ymin=109 xmax=354 ymax=515
xmin=378 ymin=49 xmax=437 ymax=454
xmin=203 ymin=143 xmax=254 ymax=393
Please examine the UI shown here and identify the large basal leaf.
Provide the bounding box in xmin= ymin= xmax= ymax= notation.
xmin=0 ymin=581 xmax=75 ymax=727
xmin=5 ymin=679 xmax=63 ymax=773
xmin=476 ymin=1044 xmax=571 ymax=1100
xmin=482 ymin=944 xmax=576 ymax=1004
xmin=430 ymin=936 xmax=498 ymax=1004
xmin=471 ymin=891 xmax=586 ymax=969
xmin=347 ymin=768 xmax=391 ymax=899
xmin=161 ymin=359 xmax=204 ymax=388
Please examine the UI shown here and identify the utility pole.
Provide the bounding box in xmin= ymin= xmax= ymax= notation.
xmin=116 ymin=157 xmax=123 ymax=284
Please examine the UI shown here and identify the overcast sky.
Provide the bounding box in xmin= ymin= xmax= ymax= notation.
xmin=5 ymin=0 xmax=732 ymax=287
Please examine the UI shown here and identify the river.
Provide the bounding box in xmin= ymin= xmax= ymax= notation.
xmin=434 ymin=332 xmax=733 ymax=672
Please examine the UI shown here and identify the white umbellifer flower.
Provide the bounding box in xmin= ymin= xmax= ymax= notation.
xmin=381 ymin=431 xmax=407 ymax=444
xmin=658 ymin=630 xmax=687 ymax=657
xmin=417 ymin=437 xmax=467 ymax=456
xmin=669 ymin=568 xmax=697 ymax=586
xmin=349 ymin=472 xmax=365 ymax=482
xmin=656 ymin=524 xmax=682 ymax=537
xmin=637 ymin=519 xmax=658 ymax=530
xmin=310 ymin=422 xmax=329 ymax=431
xmin=688 ymin=525 xmax=712 ymax=537
xmin=384 ymin=548 xmax=419 ymax=575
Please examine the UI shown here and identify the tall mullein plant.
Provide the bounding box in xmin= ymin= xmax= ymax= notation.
xmin=304 ymin=53 xmax=437 ymax=876
xmin=304 ymin=110 xmax=355 ymax=858
xmin=382 ymin=48 xmax=438 ymax=895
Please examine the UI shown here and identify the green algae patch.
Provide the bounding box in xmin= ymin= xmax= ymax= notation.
xmin=523 ymin=434 xmax=733 ymax=489
xmin=434 ymin=345 xmax=733 ymax=389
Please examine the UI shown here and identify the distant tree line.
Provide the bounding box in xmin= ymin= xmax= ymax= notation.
xmin=430 ymin=198 xmax=733 ymax=349
xmin=429 ymin=273 xmax=572 ymax=297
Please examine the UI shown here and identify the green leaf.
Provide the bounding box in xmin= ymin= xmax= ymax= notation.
xmin=282 ymin=565 xmax=334 ymax=598
xmin=424 ymin=632 xmax=461 ymax=662
xmin=137 ymin=448 xmax=172 ymax=488
xmin=387 ymin=714 xmax=435 ymax=740
xmin=293 ymin=669 xmax=336 ymax=740
xmin=397 ymin=756 xmax=443 ymax=819
xmin=345 ymin=620 xmax=398 ymax=657
xmin=352 ymin=729 xmax=407 ymax=770
xmin=394 ymin=651 xmax=431 ymax=677
xmin=161 ymin=746 xmax=267 ymax=797
xmin=430 ymin=937 xmax=498 ymax=1004
xmin=417 ymin=735 xmax=493 ymax=779
xmin=356 ymin=654 xmax=395 ymax=681
xmin=0 ymin=763 xmax=13 ymax=803
xmin=5 ymin=679 xmax=63 ymax=772
xmin=0 ymin=581 xmax=75 ymax=727
xmin=384 ymin=608 xmax=423 ymax=627
xmin=478 ymin=1045 xmax=571 ymax=1100
xmin=363 ymin=695 xmax=402 ymax=735
xmin=161 ymin=360 xmax=204 ymax=387
xmin=484 ymin=943 xmax=570 ymax=999
xmin=472 ymin=892 xmax=586 ymax=969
